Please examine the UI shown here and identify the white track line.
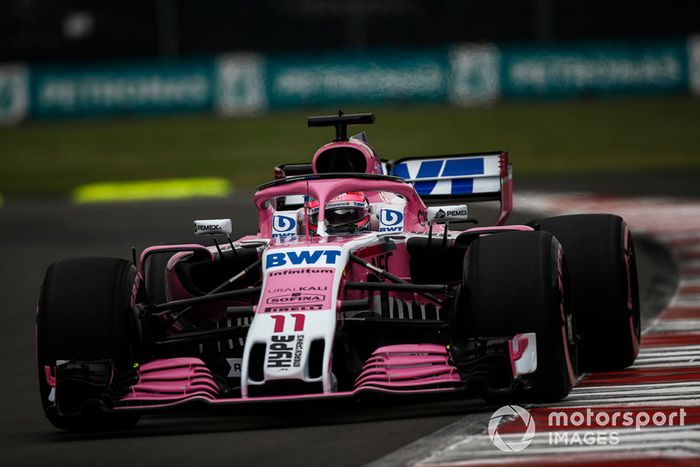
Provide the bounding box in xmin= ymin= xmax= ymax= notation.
xmin=572 ymin=382 xmax=700 ymax=396
xmin=670 ymin=295 xmax=700 ymax=307
xmin=639 ymin=345 xmax=700 ymax=354
xmin=632 ymin=354 xmax=700 ymax=363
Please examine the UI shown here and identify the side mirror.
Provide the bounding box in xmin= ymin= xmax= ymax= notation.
xmin=426 ymin=205 xmax=469 ymax=224
xmin=193 ymin=219 xmax=233 ymax=236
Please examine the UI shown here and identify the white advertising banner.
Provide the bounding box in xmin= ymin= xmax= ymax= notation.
xmin=0 ymin=64 xmax=29 ymax=125
xmin=448 ymin=44 xmax=501 ymax=105
xmin=216 ymin=53 xmax=267 ymax=115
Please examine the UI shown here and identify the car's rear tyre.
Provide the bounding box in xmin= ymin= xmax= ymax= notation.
xmin=463 ymin=231 xmax=576 ymax=402
xmin=36 ymin=257 xmax=141 ymax=431
xmin=532 ymin=214 xmax=640 ymax=371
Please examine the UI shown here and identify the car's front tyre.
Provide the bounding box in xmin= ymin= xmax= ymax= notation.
xmin=461 ymin=231 xmax=577 ymax=402
xmin=36 ymin=257 xmax=140 ymax=431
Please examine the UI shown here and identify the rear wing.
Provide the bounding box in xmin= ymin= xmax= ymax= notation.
xmin=387 ymin=151 xmax=512 ymax=225
xmin=272 ymin=151 xmax=512 ymax=225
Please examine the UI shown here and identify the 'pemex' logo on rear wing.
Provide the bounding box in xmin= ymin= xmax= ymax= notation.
xmin=388 ymin=151 xmax=512 ymax=225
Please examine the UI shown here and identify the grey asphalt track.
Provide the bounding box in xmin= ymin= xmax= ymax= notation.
xmin=0 ymin=175 xmax=687 ymax=467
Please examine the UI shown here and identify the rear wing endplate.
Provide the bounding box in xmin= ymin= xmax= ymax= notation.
xmin=388 ymin=151 xmax=512 ymax=225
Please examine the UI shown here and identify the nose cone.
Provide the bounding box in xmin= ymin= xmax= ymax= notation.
xmin=240 ymin=245 xmax=348 ymax=397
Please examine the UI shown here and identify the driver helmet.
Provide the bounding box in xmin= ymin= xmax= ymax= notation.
xmin=308 ymin=192 xmax=371 ymax=235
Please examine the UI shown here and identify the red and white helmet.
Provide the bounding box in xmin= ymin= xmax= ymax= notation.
xmin=308 ymin=192 xmax=370 ymax=235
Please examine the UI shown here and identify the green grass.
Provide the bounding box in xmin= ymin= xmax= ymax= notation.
xmin=1 ymin=97 xmax=699 ymax=197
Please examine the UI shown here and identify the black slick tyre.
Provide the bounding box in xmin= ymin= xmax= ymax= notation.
xmin=463 ymin=231 xmax=576 ymax=402
xmin=532 ymin=214 xmax=640 ymax=371
xmin=36 ymin=257 xmax=140 ymax=430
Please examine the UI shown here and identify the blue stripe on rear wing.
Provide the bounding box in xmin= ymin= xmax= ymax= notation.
xmin=389 ymin=151 xmax=512 ymax=225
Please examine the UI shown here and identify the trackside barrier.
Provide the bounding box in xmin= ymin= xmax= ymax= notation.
xmin=0 ymin=38 xmax=698 ymax=125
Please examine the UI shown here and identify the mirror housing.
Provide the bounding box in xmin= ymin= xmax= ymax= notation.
xmin=426 ymin=205 xmax=469 ymax=224
xmin=193 ymin=219 xmax=233 ymax=236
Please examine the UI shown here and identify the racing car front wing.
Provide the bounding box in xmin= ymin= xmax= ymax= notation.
xmin=43 ymin=334 xmax=538 ymax=415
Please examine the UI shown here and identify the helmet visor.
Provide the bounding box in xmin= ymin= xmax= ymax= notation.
xmin=325 ymin=206 xmax=368 ymax=226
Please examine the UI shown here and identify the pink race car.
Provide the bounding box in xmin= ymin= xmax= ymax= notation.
xmin=36 ymin=112 xmax=640 ymax=430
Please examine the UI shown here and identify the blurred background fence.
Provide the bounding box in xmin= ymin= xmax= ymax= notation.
xmin=1 ymin=0 xmax=700 ymax=124
xmin=2 ymin=38 xmax=699 ymax=124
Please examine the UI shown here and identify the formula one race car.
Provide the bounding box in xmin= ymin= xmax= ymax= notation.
xmin=36 ymin=112 xmax=640 ymax=430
